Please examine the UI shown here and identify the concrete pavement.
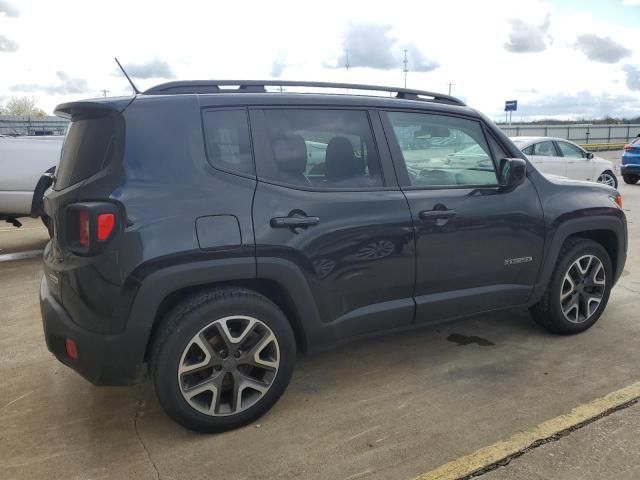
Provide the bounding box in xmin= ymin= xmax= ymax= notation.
xmin=483 ymin=403 xmax=640 ymax=480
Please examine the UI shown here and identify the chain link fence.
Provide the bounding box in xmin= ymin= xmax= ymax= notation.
xmin=499 ymin=124 xmax=640 ymax=145
xmin=2 ymin=115 xmax=639 ymax=148
xmin=0 ymin=115 xmax=69 ymax=136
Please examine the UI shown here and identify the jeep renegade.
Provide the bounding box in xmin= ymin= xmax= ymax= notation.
xmin=40 ymin=80 xmax=627 ymax=432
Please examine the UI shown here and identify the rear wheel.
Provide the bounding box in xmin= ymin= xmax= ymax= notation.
xmin=623 ymin=174 xmax=639 ymax=185
xmin=531 ymin=238 xmax=612 ymax=334
xmin=151 ymin=287 xmax=296 ymax=433
xmin=597 ymin=170 xmax=618 ymax=188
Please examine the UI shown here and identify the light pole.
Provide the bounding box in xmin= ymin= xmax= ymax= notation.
xmin=403 ymin=49 xmax=408 ymax=88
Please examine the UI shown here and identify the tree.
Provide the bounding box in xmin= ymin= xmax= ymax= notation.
xmin=2 ymin=96 xmax=47 ymax=116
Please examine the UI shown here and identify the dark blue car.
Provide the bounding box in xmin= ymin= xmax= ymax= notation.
xmin=622 ymin=137 xmax=640 ymax=184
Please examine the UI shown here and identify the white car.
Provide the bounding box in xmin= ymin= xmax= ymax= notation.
xmin=0 ymin=135 xmax=63 ymax=225
xmin=511 ymin=136 xmax=618 ymax=188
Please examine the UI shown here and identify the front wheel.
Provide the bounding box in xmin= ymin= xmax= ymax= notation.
xmin=597 ymin=170 xmax=618 ymax=188
xmin=150 ymin=288 xmax=296 ymax=433
xmin=531 ymin=238 xmax=612 ymax=334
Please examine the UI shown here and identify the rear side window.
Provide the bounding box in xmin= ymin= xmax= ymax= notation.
xmin=55 ymin=114 xmax=119 ymax=191
xmin=202 ymin=109 xmax=254 ymax=176
xmin=256 ymin=109 xmax=383 ymax=189
xmin=532 ymin=141 xmax=557 ymax=157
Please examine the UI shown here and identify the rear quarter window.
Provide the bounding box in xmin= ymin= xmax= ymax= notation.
xmin=202 ymin=109 xmax=254 ymax=176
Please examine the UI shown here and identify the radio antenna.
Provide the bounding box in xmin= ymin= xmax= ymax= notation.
xmin=114 ymin=57 xmax=140 ymax=94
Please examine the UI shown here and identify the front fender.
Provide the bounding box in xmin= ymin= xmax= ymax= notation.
xmin=527 ymin=211 xmax=627 ymax=306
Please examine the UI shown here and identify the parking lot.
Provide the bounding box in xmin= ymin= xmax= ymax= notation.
xmin=1 ymin=151 xmax=638 ymax=480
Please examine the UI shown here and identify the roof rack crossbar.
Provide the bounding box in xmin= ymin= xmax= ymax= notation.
xmin=143 ymin=80 xmax=465 ymax=106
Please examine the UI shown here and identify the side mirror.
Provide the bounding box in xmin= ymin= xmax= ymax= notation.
xmin=586 ymin=152 xmax=594 ymax=160
xmin=499 ymin=158 xmax=527 ymax=190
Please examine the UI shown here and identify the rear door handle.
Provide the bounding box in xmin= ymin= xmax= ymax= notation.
xmin=419 ymin=209 xmax=456 ymax=220
xmin=270 ymin=216 xmax=320 ymax=228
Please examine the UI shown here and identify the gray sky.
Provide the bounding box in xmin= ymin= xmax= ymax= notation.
xmin=0 ymin=0 xmax=639 ymax=120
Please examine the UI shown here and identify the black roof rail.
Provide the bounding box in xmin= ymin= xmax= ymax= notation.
xmin=142 ymin=80 xmax=466 ymax=106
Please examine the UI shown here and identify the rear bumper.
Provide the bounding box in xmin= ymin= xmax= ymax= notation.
xmin=39 ymin=276 xmax=145 ymax=386
xmin=621 ymin=164 xmax=640 ymax=176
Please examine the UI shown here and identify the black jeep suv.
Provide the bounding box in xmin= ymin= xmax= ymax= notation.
xmin=40 ymin=81 xmax=627 ymax=432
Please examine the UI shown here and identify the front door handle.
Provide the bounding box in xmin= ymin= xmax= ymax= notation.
xmin=419 ymin=209 xmax=456 ymax=220
xmin=270 ymin=216 xmax=320 ymax=228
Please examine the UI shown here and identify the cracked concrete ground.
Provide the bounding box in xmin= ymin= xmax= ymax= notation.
xmin=1 ymin=151 xmax=639 ymax=480
xmin=483 ymin=402 xmax=640 ymax=480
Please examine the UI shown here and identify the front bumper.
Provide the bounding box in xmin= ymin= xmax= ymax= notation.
xmin=40 ymin=276 xmax=145 ymax=386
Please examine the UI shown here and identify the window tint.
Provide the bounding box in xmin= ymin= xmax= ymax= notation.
xmin=522 ymin=145 xmax=534 ymax=155
xmin=532 ymin=141 xmax=556 ymax=157
xmin=387 ymin=112 xmax=498 ymax=187
xmin=55 ymin=115 xmax=119 ymax=191
xmin=556 ymin=141 xmax=584 ymax=158
xmin=258 ymin=109 xmax=383 ymax=189
xmin=487 ymin=135 xmax=507 ymax=159
xmin=202 ymin=109 xmax=254 ymax=175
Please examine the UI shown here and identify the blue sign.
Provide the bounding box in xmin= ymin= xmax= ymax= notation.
xmin=505 ymin=100 xmax=518 ymax=112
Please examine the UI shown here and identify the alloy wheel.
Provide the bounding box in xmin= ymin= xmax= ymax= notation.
xmin=560 ymin=255 xmax=606 ymax=324
xmin=178 ymin=315 xmax=280 ymax=416
xmin=597 ymin=172 xmax=617 ymax=187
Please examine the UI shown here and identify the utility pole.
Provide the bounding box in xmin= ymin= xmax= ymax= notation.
xmin=100 ymin=89 xmax=109 ymax=97
xmin=448 ymin=82 xmax=455 ymax=95
xmin=403 ymin=49 xmax=408 ymax=88
xmin=345 ymin=48 xmax=350 ymax=72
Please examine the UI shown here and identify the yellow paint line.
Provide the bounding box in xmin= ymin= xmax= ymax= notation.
xmin=414 ymin=381 xmax=640 ymax=480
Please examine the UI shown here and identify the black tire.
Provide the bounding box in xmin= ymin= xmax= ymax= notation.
xmin=623 ymin=175 xmax=639 ymax=185
xmin=530 ymin=238 xmax=612 ymax=335
xmin=597 ymin=170 xmax=618 ymax=189
xmin=150 ymin=287 xmax=296 ymax=433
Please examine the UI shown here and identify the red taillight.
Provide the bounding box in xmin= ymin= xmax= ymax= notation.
xmin=624 ymin=144 xmax=632 ymax=152
xmin=78 ymin=209 xmax=90 ymax=247
xmin=67 ymin=202 xmax=118 ymax=254
xmin=97 ymin=213 xmax=115 ymax=241
xmin=614 ymin=194 xmax=623 ymax=209
xmin=65 ymin=338 xmax=78 ymax=360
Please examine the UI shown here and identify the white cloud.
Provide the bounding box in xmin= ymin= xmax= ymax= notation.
xmin=0 ymin=34 xmax=18 ymax=52
xmin=121 ymin=59 xmax=175 ymax=79
xmin=575 ymin=34 xmax=631 ymax=63
xmin=0 ymin=0 xmax=18 ymax=17
xmin=0 ymin=0 xmax=637 ymax=119
xmin=623 ymin=65 xmax=640 ymax=91
xmin=503 ymin=15 xmax=552 ymax=53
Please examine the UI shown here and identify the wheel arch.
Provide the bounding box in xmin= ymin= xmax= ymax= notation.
xmin=528 ymin=214 xmax=627 ymax=306
xmin=124 ymin=257 xmax=318 ymax=367
xmin=144 ymin=278 xmax=309 ymax=362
